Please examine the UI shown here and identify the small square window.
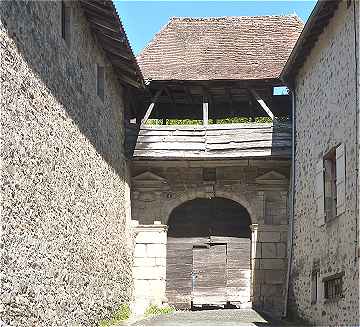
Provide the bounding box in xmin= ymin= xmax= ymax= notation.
xmin=96 ymin=64 xmax=105 ymax=101
xmin=323 ymin=273 xmax=344 ymax=300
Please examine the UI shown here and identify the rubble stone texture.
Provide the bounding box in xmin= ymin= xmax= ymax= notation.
xmin=0 ymin=1 xmax=133 ymax=326
xmin=290 ymin=1 xmax=359 ymax=325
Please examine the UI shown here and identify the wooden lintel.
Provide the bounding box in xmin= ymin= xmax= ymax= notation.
xmin=249 ymin=89 xmax=275 ymax=120
xmin=141 ymin=88 xmax=164 ymax=126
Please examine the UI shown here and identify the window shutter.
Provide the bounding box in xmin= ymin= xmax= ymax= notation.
xmin=315 ymin=159 xmax=325 ymax=226
xmin=336 ymin=143 xmax=346 ymax=215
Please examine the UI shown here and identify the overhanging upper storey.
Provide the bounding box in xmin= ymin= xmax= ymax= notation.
xmin=125 ymin=15 xmax=302 ymax=159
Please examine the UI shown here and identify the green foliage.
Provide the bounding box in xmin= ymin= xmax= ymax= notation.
xmin=145 ymin=117 xmax=279 ymax=125
xmin=144 ymin=304 xmax=175 ymax=317
xmin=98 ymin=303 xmax=131 ymax=327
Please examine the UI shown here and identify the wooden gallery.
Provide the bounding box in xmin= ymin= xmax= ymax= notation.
xmin=126 ymin=16 xmax=304 ymax=317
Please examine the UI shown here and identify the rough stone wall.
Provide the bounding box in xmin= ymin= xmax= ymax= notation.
xmin=0 ymin=1 xmax=133 ymax=326
xmin=131 ymin=160 xmax=290 ymax=316
xmin=291 ymin=1 xmax=359 ymax=325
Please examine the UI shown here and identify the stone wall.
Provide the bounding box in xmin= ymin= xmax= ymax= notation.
xmin=0 ymin=1 xmax=133 ymax=326
xmin=131 ymin=159 xmax=290 ymax=316
xmin=291 ymin=0 xmax=359 ymax=325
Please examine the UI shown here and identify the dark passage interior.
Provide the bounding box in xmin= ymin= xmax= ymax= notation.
xmin=166 ymin=197 xmax=252 ymax=310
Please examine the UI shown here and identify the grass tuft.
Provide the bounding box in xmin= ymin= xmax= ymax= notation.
xmin=144 ymin=304 xmax=175 ymax=317
xmin=98 ymin=303 xmax=131 ymax=327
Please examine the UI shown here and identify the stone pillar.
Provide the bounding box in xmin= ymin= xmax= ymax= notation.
xmin=252 ymin=223 xmax=288 ymax=317
xmin=132 ymin=221 xmax=168 ymax=315
xmin=250 ymin=223 xmax=259 ymax=302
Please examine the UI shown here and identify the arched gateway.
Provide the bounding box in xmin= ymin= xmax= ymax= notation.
xmin=166 ymin=197 xmax=252 ymax=309
xmin=128 ymin=14 xmax=295 ymax=317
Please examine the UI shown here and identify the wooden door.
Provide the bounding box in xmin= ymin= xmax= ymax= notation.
xmin=192 ymin=244 xmax=227 ymax=305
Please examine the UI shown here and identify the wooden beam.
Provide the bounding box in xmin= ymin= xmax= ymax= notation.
xmin=184 ymin=86 xmax=193 ymax=104
xmin=225 ymin=87 xmax=234 ymax=115
xmin=249 ymin=89 xmax=275 ymax=120
xmin=141 ymin=88 xmax=164 ymax=126
xmin=164 ymin=87 xmax=176 ymax=106
xmin=203 ymin=100 xmax=209 ymax=126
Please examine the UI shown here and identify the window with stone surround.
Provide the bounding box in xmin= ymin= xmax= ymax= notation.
xmin=324 ymin=148 xmax=337 ymax=221
xmin=315 ymin=143 xmax=346 ymax=226
xmin=311 ymin=260 xmax=320 ymax=304
xmin=323 ymin=272 xmax=344 ymax=301
xmin=96 ymin=64 xmax=105 ymax=101
xmin=61 ymin=1 xmax=71 ymax=47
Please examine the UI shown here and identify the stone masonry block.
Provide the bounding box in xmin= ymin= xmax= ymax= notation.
xmin=264 ymin=270 xmax=286 ymax=285
xmin=134 ymin=257 xmax=156 ymax=267
xmin=258 ymin=232 xmax=281 ymax=242
xmin=276 ymin=243 xmax=287 ymax=258
xmin=133 ymin=266 xmax=163 ymax=280
xmin=261 ymin=243 xmax=277 ymax=258
xmin=134 ymin=244 xmax=147 ymax=258
xmin=136 ymin=231 xmax=167 ymax=244
xmin=155 ymin=257 xmax=166 ymax=267
xmin=255 ymin=243 xmax=262 ymax=258
xmin=260 ymin=258 xmax=286 ymax=270
xmin=147 ymin=244 xmax=166 ymax=258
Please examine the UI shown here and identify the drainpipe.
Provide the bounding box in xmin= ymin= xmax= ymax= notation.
xmin=282 ymin=86 xmax=296 ymax=319
xmin=353 ymin=0 xmax=359 ymax=269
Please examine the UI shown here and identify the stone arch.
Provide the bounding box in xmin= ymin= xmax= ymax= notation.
xmin=165 ymin=196 xmax=254 ymax=309
xmin=162 ymin=189 xmax=257 ymax=225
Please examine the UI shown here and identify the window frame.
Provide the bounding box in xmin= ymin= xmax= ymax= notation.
xmin=96 ymin=64 xmax=105 ymax=101
xmin=323 ymin=272 xmax=344 ymax=302
xmin=61 ymin=1 xmax=71 ymax=47
xmin=323 ymin=147 xmax=337 ymax=222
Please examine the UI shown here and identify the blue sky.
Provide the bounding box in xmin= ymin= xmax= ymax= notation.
xmin=115 ymin=1 xmax=317 ymax=55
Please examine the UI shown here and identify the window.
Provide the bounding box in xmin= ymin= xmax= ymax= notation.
xmin=324 ymin=149 xmax=337 ymax=221
xmin=311 ymin=261 xmax=320 ymax=304
xmin=315 ymin=143 xmax=346 ymax=226
xmin=96 ymin=64 xmax=105 ymax=101
xmin=61 ymin=1 xmax=71 ymax=47
xmin=323 ymin=273 xmax=344 ymax=300
xmin=203 ymin=168 xmax=216 ymax=182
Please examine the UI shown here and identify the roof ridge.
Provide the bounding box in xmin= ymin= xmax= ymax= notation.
xmin=169 ymin=14 xmax=301 ymax=20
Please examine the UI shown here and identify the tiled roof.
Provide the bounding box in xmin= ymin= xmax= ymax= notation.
xmin=137 ymin=16 xmax=304 ymax=81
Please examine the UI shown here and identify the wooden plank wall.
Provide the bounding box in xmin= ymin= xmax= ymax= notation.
xmin=130 ymin=122 xmax=291 ymax=159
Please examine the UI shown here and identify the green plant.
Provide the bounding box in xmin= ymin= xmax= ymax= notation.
xmin=98 ymin=303 xmax=131 ymax=327
xmin=144 ymin=304 xmax=175 ymax=317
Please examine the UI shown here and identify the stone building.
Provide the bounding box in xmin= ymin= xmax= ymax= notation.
xmin=0 ymin=1 xmax=143 ymax=326
xmin=281 ymin=0 xmax=359 ymax=325
xmin=128 ymin=16 xmax=303 ymax=316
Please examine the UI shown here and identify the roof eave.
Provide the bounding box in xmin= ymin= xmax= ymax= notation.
xmin=280 ymin=0 xmax=341 ymax=85
xmin=80 ymin=0 xmax=145 ymax=89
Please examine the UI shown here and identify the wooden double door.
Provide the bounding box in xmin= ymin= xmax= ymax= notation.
xmin=166 ymin=197 xmax=252 ymax=309
xmin=167 ymin=236 xmax=251 ymax=308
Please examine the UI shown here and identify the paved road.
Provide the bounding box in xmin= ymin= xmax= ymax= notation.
xmin=132 ymin=309 xmax=286 ymax=326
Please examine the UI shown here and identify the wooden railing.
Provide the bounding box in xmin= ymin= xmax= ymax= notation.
xmin=125 ymin=122 xmax=292 ymax=160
